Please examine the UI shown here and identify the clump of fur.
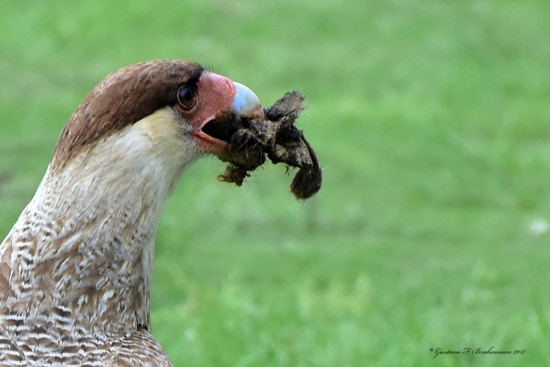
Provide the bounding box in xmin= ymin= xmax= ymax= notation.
xmin=217 ymin=91 xmax=322 ymax=199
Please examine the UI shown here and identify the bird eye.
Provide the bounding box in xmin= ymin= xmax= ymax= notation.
xmin=177 ymin=84 xmax=197 ymax=110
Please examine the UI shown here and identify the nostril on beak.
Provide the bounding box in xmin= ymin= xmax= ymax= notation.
xmin=232 ymin=82 xmax=264 ymax=119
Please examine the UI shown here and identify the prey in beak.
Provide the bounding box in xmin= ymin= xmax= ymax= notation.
xmin=171 ymin=66 xmax=322 ymax=199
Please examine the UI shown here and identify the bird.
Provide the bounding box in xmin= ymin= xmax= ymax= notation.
xmin=0 ymin=60 xmax=264 ymax=366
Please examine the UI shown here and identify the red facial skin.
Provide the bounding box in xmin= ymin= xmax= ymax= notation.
xmin=174 ymin=72 xmax=235 ymax=155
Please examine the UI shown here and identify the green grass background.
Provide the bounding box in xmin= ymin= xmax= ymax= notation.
xmin=1 ymin=0 xmax=550 ymax=366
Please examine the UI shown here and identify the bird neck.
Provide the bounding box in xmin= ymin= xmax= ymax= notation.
xmin=0 ymin=123 xmax=199 ymax=337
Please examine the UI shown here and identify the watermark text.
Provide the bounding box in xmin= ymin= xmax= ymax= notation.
xmin=430 ymin=346 xmax=526 ymax=359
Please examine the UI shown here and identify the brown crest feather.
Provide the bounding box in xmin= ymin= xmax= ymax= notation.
xmin=52 ymin=60 xmax=204 ymax=169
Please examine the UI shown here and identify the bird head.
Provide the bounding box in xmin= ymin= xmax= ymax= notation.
xmin=51 ymin=60 xmax=263 ymax=173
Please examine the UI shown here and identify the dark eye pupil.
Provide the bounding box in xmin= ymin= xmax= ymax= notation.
xmin=177 ymin=85 xmax=196 ymax=110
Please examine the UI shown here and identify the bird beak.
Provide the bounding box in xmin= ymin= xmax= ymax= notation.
xmin=190 ymin=72 xmax=264 ymax=155
xmin=232 ymin=82 xmax=264 ymax=120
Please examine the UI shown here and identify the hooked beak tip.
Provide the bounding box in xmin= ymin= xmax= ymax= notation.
xmin=232 ymin=82 xmax=264 ymax=119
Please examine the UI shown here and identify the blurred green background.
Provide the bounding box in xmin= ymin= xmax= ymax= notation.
xmin=1 ymin=0 xmax=549 ymax=366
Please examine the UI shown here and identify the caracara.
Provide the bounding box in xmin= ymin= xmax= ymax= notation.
xmin=0 ymin=60 xmax=265 ymax=366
